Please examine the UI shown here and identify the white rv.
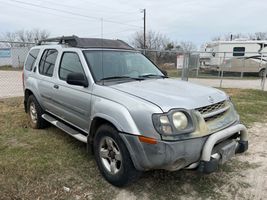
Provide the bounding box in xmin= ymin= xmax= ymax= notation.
xmin=200 ymin=40 xmax=267 ymax=76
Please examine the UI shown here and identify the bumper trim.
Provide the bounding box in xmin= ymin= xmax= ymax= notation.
xmin=201 ymin=124 xmax=248 ymax=162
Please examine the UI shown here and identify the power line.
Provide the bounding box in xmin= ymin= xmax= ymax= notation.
xmin=30 ymin=0 xmax=139 ymax=16
xmin=0 ymin=1 xmax=96 ymax=23
xmin=6 ymin=0 xmax=143 ymax=28
xmin=1 ymin=1 xmax=140 ymax=39
xmin=24 ymin=0 xmax=142 ymax=25
xmin=78 ymin=0 xmax=138 ymax=14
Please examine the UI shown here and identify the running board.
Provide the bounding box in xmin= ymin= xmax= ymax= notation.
xmin=42 ymin=114 xmax=87 ymax=143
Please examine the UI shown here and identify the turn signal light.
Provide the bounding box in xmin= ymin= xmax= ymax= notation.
xmin=138 ymin=136 xmax=157 ymax=144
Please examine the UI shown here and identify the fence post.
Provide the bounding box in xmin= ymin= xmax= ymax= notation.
xmin=181 ymin=52 xmax=189 ymax=81
xmin=262 ymin=61 xmax=267 ymax=91
xmin=219 ymin=52 xmax=226 ymax=88
xmin=17 ymin=55 xmax=21 ymax=69
xmin=241 ymin=58 xmax=245 ymax=78
xmin=196 ymin=55 xmax=200 ymax=77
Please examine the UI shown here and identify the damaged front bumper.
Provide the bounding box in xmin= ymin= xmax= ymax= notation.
xmin=120 ymin=123 xmax=248 ymax=172
xmin=197 ymin=123 xmax=248 ymax=173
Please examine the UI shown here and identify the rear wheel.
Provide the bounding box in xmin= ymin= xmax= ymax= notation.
xmin=93 ymin=124 xmax=142 ymax=187
xmin=27 ymin=95 xmax=48 ymax=129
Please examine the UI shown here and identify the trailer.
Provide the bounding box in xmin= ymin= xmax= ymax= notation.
xmin=200 ymin=40 xmax=267 ymax=76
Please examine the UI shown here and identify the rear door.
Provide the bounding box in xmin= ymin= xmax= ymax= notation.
xmin=23 ymin=48 xmax=40 ymax=87
xmin=51 ymin=50 xmax=92 ymax=132
xmin=37 ymin=48 xmax=59 ymax=111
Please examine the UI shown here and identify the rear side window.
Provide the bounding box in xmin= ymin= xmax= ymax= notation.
xmin=233 ymin=47 xmax=245 ymax=56
xmin=59 ymin=52 xmax=84 ymax=80
xmin=25 ymin=49 xmax=40 ymax=71
xmin=39 ymin=49 xmax=58 ymax=76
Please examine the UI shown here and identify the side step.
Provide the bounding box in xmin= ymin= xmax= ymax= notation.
xmin=42 ymin=114 xmax=87 ymax=143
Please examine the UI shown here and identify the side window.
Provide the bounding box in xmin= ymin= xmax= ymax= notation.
xmin=233 ymin=47 xmax=245 ymax=56
xmin=39 ymin=49 xmax=58 ymax=76
xmin=25 ymin=49 xmax=40 ymax=71
xmin=59 ymin=52 xmax=85 ymax=80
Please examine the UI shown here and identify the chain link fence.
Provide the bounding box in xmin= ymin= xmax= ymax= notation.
xmin=143 ymin=49 xmax=267 ymax=91
xmin=0 ymin=41 xmax=34 ymax=98
xmin=0 ymin=41 xmax=266 ymax=98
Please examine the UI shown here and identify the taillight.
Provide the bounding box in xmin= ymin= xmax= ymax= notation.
xmin=22 ymin=72 xmax=25 ymax=90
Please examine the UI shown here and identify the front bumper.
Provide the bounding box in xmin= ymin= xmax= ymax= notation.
xmin=120 ymin=123 xmax=248 ymax=172
xmin=198 ymin=123 xmax=248 ymax=173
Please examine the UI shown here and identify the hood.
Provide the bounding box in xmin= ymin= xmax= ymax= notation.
xmin=110 ymin=78 xmax=227 ymax=112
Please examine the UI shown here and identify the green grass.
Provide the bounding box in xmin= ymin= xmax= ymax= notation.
xmin=223 ymin=89 xmax=267 ymax=127
xmin=0 ymin=89 xmax=266 ymax=199
xmin=0 ymin=65 xmax=22 ymax=71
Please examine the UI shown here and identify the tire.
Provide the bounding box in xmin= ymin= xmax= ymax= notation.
xmin=93 ymin=124 xmax=142 ymax=187
xmin=27 ymin=95 xmax=48 ymax=129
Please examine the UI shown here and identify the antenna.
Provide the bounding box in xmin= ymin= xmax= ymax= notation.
xmin=101 ymin=18 xmax=104 ymax=85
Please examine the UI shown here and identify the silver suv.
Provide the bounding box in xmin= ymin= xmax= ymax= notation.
xmin=23 ymin=36 xmax=248 ymax=187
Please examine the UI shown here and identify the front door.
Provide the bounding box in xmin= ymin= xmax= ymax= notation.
xmin=51 ymin=51 xmax=91 ymax=132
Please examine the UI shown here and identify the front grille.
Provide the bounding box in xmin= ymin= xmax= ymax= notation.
xmin=204 ymin=110 xmax=226 ymax=122
xmin=196 ymin=100 xmax=226 ymax=115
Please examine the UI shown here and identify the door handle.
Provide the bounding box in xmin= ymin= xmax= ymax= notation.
xmin=53 ymin=85 xmax=59 ymax=89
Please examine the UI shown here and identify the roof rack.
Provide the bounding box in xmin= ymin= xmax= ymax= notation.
xmin=37 ymin=35 xmax=135 ymax=50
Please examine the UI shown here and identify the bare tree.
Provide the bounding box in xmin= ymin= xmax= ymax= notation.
xmin=131 ymin=30 xmax=173 ymax=63
xmin=1 ymin=29 xmax=50 ymax=47
xmin=131 ymin=30 xmax=171 ymax=50
xmin=211 ymin=36 xmax=221 ymax=41
xmin=212 ymin=32 xmax=267 ymax=41
xmin=178 ymin=41 xmax=197 ymax=52
xmin=249 ymin=32 xmax=267 ymax=40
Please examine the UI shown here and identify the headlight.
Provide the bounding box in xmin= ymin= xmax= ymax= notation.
xmin=152 ymin=109 xmax=195 ymax=135
xmin=172 ymin=112 xmax=188 ymax=130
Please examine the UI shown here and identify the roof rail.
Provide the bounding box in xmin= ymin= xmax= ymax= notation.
xmin=37 ymin=35 xmax=135 ymax=50
xmin=37 ymin=35 xmax=78 ymax=46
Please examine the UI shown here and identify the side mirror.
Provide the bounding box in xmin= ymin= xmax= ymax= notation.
xmin=161 ymin=70 xmax=168 ymax=76
xmin=66 ymin=72 xmax=88 ymax=87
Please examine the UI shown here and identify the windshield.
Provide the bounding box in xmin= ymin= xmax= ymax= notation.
xmin=83 ymin=50 xmax=164 ymax=83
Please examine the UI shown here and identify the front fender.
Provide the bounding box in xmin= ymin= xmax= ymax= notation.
xmin=90 ymin=95 xmax=141 ymax=135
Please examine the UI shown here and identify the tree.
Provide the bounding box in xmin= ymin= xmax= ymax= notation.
xmin=131 ymin=30 xmax=172 ymax=63
xmin=131 ymin=30 xmax=171 ymax=50
xmin=178 ymin=41 xmax=197 ymax=52
xmin=1 ymin=29 xmax=50 ymax=47
xmin=249 ymin=32 xmax=267 ymax=40
xmin=211 ymin=32 xmax=267 ymax=41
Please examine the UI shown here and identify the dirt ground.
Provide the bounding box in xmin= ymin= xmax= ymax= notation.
xmin=113 ymin=122 xmax=267 ymax=200
xmin=223 ymin=122 xmax=267 ymax=200
xmin=0 ymin=91 xmax=267 ymax=199
xmin=190 ymin=78 xmax=267 ymax=91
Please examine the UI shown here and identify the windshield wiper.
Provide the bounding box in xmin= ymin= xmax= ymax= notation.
xmin=100 ymin=76 xmax=144 ymax=81
xmin=139 ymin=74 xmax=168 ymax=78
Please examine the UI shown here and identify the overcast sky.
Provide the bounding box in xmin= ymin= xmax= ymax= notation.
xmin=1 ymin=0 xmax=267 ymax=47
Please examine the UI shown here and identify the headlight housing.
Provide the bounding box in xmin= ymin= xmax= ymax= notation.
xmin=152 ymin=109 xmax=195 ymax=136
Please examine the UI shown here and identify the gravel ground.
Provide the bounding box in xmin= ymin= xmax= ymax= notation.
xmin=0 ymin=71 xmax=23 ymax=98
xmin=190 ymin=78 xmax=267 ymax=91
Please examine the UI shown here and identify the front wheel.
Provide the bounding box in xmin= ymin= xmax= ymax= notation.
xmin=93 ymin=124 xmax=142 ymax=187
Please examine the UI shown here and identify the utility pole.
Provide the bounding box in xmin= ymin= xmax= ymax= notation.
xmin=143 ymin=8 xmax=146 ymax=50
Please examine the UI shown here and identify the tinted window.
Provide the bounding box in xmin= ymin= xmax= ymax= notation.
xmin=25 ymin=49 xmax=40 ymax=71
xmin=233 ymin=47 xmax=245 ymax=56
xmin=59 ymin=52 xmax=84 ymax=80
xmin=83 ymin=51 xmax=163 ymax=82
xmin=39 ymin=49 xmax=58 ymax=76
